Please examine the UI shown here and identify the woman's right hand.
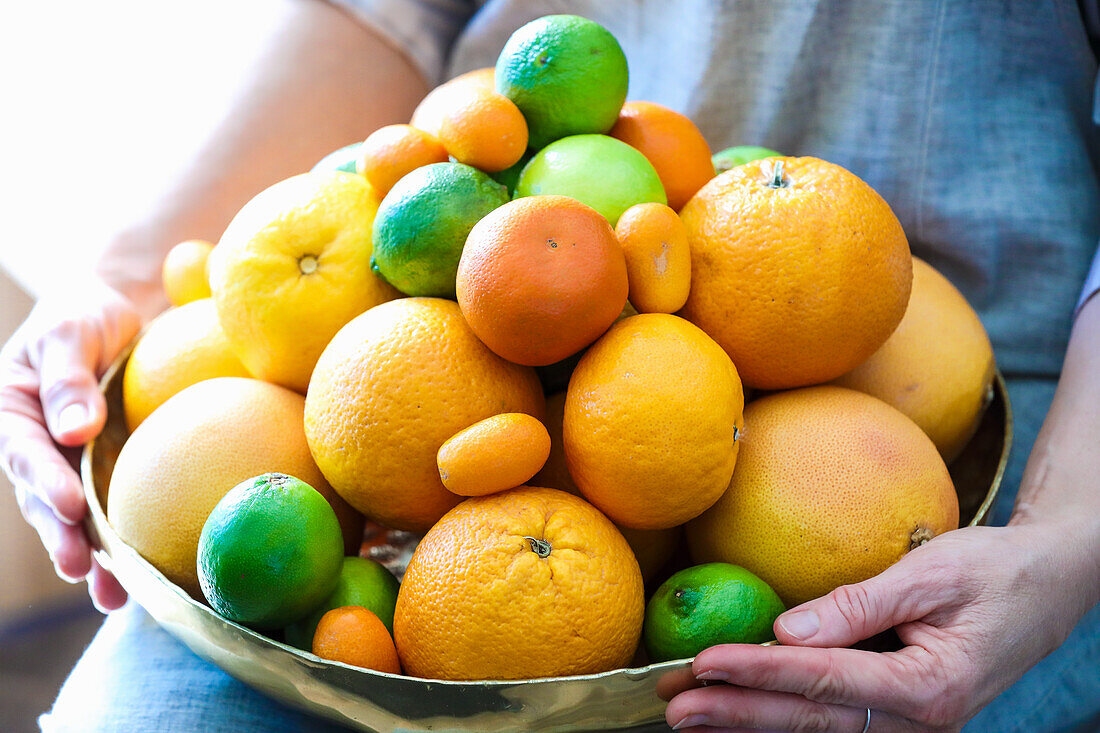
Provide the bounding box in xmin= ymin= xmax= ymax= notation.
xmin=0 ymin=281 xmax=141 ymax=611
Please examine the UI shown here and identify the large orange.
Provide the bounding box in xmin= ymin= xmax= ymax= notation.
xmin=456 ymin=195 xmax=628 ymax=366
xmin=564 ymin=314 xmax=744 ymax=530
xmin=393 ymin=486 xmax=643 ymax=680
xmin=107 ymin=377 xmax=363 ymax=597
xmin=688 ymin=386 xmax=959 ymax=606
xmin=409 ymin=67 xmax=495 ymax=138
xmin=304 ymin=298 xmax=545 ymax=532
xmin=679 ymin=157 xmax=912 ymax=389
xmin=831 ymin=257 xmax=995 ymax=462
xmin=609 ymin=101 xmax=714 ymax=210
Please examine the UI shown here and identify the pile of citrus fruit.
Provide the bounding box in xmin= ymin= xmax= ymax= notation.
xmin=106 ymin=14 xmax=995 ymax=680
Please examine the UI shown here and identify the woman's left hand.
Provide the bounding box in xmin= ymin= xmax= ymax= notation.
xmin=660 ymin=521 xmax=1098 ymax=732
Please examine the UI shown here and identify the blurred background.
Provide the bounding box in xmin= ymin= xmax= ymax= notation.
xmin=0 ymin=1 xmax=284 ymax=728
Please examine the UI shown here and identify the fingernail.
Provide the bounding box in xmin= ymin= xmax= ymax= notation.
xmin=672 ymin=714 xmax=708 ymax=730
xmin=56 ymin=403 xmax=89 ymax=434
xmin=778 ymin=609 xmax=820 ymax=640
xmin=695 ymin=669 xmax=728 ymax=681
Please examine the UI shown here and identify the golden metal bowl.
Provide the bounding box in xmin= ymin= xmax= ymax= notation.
xmin=82 ymin=350 xmax=1011 ymax=732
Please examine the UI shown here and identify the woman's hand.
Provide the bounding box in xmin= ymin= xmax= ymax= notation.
xmin=0 ymin=281 xmax=141 ymax=611
xmin=660 ymin=520 xmax=1099 ymax=731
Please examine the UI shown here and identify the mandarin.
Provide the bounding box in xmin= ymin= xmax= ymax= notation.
xmin=410 ymin=67 xmax=495 ymax=138
xmin=609 ymin=101 xmax=714 ymax=210
xmin=456 ymin=195 xmax=628 ymax=366
xmin=356 ymin=124 xmax=448 ymax=197
xmin=439 ymin=89 xmax=528 ymax=172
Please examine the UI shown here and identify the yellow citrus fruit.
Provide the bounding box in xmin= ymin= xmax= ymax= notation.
xmin=410 ymin=67 xmax=496 ymax=138
xmin=534 ymin=391 xmax=680 ymax=582
xmin=831 ymin=257 xmax=995 ymax=462
xmin=208 ymin=172 xmax=400 ymax=393
xmin=615 ymin=202 xmax=691 ymax=314
xmin=313 ymin=606 xmax=402 ymax=674
xmin=439 ymin=89 xmax=528 ymax=172
xmin=393 ymin=486 xmax=643 ymax=680
xmin=688 ymin=386 xmax=959 ymax=606
xmin=122 ymin=299 xmax=249 ymax=431
xmin=107 ymin=377 xmax=363 ymax=597
xmin=679 ymin=157 xmax=912 ymax=389
xmin=304 ymin=298 xmax=545 ymax=532
xmin=437 ymin=413 xmax=551 ymax=497
xmin=162 ymin=239 xmax=214 ymax=306
xmin=564 ymin=314 xmax=744 ymax=529
xmin=356 ymin=124 xmax=448 ymax=197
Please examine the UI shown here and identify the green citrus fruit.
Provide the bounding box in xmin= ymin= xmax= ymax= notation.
xmin=312 ymin=143 xmax=361 ymax=174
xmin=711 ymin=145 xmax=783 ymax=175
xmin=371 ymin=162 xmax=509 ymax=297
xmin=284 ymin=556 xmax=400 ymax=649
xmin=643 ymin=562 xmax=786 ymax=662
xmin=515 ymin=134 xmax=666 ymax=224
xmin=197 ymin=473 xmax=344 ymax=629
xmin=495 ymin=15 xmax=628 ymax=149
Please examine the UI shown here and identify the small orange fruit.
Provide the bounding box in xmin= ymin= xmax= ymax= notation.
xmin=688 ymin=386 xmax=959 ymax=606
xmin=356 ymin=124 xmax=448 ymax=197
xmin=410 ymin=67 xmax=496 ymax=138
xmin=312 ymin=606 xmax=402 ymax=674
xmin=609 ymin=101 xmax=714 ymax=210
xmin=437 ymin=413 xmax=551 ymax=496
xmin=615 ymin=203 xmax=691 ymax=314
xmin=162 ymin=239 xmax=213 ymax=306
xmin=679 ymin=157 xmax=912 ymax=389
xmin=304 ymin=298 xmax=545 ymax=532
xmin=439 ymin=89 xmax=528 ymax=172
xmin=393 ymin=486 xmax=644 ymax=680
xmin=457 ymin=195 xmax=628 ymax=366
xmin=565 ymin=314 xmax=744 ymax=530
xmin=831 ymin=257 xmax=995 ymax=462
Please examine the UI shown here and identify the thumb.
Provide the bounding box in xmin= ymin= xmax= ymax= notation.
xmin=773 ymin=555 xmax=948 ymax=648
xmin=34 ymin=323 xmax=108 ymax=446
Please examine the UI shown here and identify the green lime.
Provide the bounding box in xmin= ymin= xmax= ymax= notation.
xmin=311 ymin=143 xmax=361 ymax=174
xmin=197 ymin=473 xmax=344 ymax=630
xmin=371 ymin=162 xmax=509 ymax=297
xmin=489 ymin=149 xmax=535 ymax=195
xmin=712 ymin=146 xmax=783 ymax=175
xmin=515 ymin=134 xmax=666 ymax=224
xmin=283 ymin=556 xmax=400 ymax=650
xmin=643 ymin=562 xmax=786 ymax=662
xmin=495 ymin=15 xmax=628 ymax=149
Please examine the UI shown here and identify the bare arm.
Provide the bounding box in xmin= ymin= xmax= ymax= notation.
xmin=98 ymin=0 xmax=429 ymax=318
xmin=1 ymin=0 xmax=429 ymax=610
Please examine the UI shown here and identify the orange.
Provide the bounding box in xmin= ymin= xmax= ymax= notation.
xmin=162 ymin=239 xmax=214 ymax=306
xmin=393 ymin=486 xmax=643 ymax=680
xmin=410 ymin=67 xmax=496 ymax=138
xmin=437 ymin=413 xmax=551 ymax=496
xmin=565 ymin=314 xmax=744 ymax=529
xmin=679 ymin=156 xmax=912 ymax=390
xmin=208 ymin=172 xmax=400 ymax=393
xmin=609 ymin=101 xmax=714 ymax=210
xmin=439 ymin=89 xmax=528 ymax=172
xmin=107 ymin=377 xmax=363 ymax=597
xmin=122 ymin=299 xmax=250 ymax=431
xmin=614 ymin=203 xmax=691 ymax=314
xmin=304 ymin=298 xmax=545 ymax=532
xmin=456 ymin=195 xmax=628 ymax=366
xmin=688 ymin=386 xmax=959 ymax=606
xmin=534 ymin=391 xmax=680 ymax=582
xmin=312 ymin=606 xmax=402 ymax=674
xmin=831 ymin=257 xmax=995 ymax=462
xmin=356 ymin=124 xmax=448 ymax=197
